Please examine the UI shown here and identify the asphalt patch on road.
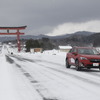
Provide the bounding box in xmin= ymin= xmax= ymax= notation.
xmin=5 ymin=55 xmax=14 ymax=64
xmin=16 ymin=64 xmax=21 ymax=68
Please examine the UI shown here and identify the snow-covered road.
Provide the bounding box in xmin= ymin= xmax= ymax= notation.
xmin=1 ymin=47 xmax=100 ymax=100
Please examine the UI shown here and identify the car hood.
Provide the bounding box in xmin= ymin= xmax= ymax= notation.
xmin=80 ymin=54 xmax=100 ymax=59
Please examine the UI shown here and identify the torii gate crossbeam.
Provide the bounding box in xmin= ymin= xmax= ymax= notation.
xmin=0 ymin=26 xmax=27 ymax=52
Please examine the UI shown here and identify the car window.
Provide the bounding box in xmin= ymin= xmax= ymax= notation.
xmin=73 ymin=48 xmax=77 ymax=52
xmin=70 ymin=48 xmax=74 ymax=53
xmin=78 ymin=48 xmax=99 ymax=55
xmin=69 ymin=47 xmax=77 ymax=53
xmin=69 ymin=49 xmax=72 ymax=53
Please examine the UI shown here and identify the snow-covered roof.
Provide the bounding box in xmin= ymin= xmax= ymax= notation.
xmin=59 ymin=46 xmax=72 ymax=49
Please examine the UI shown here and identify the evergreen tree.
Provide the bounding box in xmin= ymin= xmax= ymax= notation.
xmin=25 ymin=39 xmax=41 ymax=52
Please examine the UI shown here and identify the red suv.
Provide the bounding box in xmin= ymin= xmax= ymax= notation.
xmin=66 ymin=46 xmax=100 ymax=71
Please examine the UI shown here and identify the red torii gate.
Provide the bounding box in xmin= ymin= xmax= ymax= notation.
xmin=0 ymin=26 xmax=27 ymax=52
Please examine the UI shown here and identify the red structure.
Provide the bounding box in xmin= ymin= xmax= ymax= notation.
xmin=0 ymin=26 xmax=27 ymax=52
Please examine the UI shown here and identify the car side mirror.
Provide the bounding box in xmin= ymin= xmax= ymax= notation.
xmin=72 ymin=52 xmax=77 ymax=55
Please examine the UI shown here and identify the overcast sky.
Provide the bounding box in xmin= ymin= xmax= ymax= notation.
xmin=0 ymin=0 xmax=100 ymax=36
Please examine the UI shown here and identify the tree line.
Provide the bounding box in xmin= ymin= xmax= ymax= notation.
xmin=25 ymin=38 xmax=55 ymax=52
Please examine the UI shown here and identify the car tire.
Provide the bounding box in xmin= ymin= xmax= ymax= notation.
xmin=66 ymin=58 xmax=71 ymax=68
xmin=75 ymin=60 xmax=81 ymax=71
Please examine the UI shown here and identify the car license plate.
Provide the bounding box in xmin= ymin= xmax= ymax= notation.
xmin=93 ymin=63 xmax=99 ymax=66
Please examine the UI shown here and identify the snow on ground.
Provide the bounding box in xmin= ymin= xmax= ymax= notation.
xmin=0 ymin=45 xmax=42 ymax=100
xmin=0 ymin=45 xmax=100 ymax=100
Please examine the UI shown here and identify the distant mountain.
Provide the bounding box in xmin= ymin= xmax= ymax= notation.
xmin=87 ymin=33 xmax=100 ymax=47
xmin=0 ymin=31 xmax=95 ymax=42
xmin=73 ymin=31 xmax=94 ymax=36
xmin=41 ymin=31 xmax=94 ymax=39
xmin=45 ymin=31 xmax=94 ymax=39
xmin=57 ymin=32 xmax=100 ymax=47
xmin=1 ymin=31 xmax=100 ymax=50
xmin=0 ymin=36 xmax=16 ymax=42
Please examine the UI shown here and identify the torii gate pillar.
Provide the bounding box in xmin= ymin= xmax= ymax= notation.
xmin=0 ymin=26 xmax=27 ymax=52
xmin=17 ymin=29 xmax=21 ymax=52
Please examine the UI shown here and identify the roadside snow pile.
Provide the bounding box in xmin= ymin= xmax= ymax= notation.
xmin=17 ymin=50 xmax=67 ymax=67
xmin=18 ymin=49 xmax=67 ymax=58
xmin=41 ymin=49 xmax=66 ymax=56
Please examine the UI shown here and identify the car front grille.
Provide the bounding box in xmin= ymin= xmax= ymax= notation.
xmin=89 ymin=59 xmax=100 ymax=63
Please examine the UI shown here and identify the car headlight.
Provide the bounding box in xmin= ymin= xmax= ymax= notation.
xmin=80 ymin=57 xmax=88 ymax=60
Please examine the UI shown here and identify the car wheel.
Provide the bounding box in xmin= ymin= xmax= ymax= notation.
xmin=66 ymin=58 xmax=71 ymax=68
xmin=75 ymin=60 xmax=81 ymax=71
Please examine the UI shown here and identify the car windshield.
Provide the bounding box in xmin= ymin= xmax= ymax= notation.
xmin=78 ymin=48 xmax=99 ymax=55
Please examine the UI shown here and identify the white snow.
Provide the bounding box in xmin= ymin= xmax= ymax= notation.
xmin=0 ymin=45 xmax=100 ymax=100
xmin=59 ymin=46 xmax=72 ymax=49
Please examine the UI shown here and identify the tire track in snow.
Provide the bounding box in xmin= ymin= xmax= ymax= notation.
xmin=8 ymin=54 xmax=62 ymax=66
xmin=15 ymin=64 xmax=58 ymax=100
xmin=33 ymin=57 xmax=100 ymax=78
xmin=12 ymin=57 xmax=93 ymax=99
xmin=7 ymin=55 xmax=100 ymax=97
xmin=29 ymin=62 xmax=100 ymax=96
xmin=37 ymin=62 xmax=100 ymax=87
xmin=10 ymin=54 xmax=100 ymax=78
xmin=8 ymin=54 xmax=100 ymax=85
xmin=6 ymin=55 xmax=58 ymax=100
xmin=16 ymin=59 xmax=100 ymax=97
xmin=5 ymin=55 xmax=14 ymax=64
